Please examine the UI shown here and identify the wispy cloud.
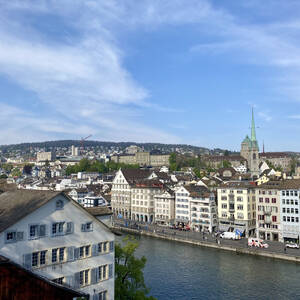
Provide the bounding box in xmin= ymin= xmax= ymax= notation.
xmin=258 ymin=112 xmax=272 ymax=122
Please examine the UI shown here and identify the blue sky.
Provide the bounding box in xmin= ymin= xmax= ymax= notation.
xmin=1 ymin=1 xmax=300 ymax=151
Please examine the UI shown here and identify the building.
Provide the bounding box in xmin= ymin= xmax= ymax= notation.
xmin=37 ymin=152 xmax=56 ymax=163
xmin=259 ymin=152 xmax=292 ymax=173
xmin=279 ymin=179 xmax=300 ymax=243
xmin=0 ymin=255 xmax=88 ymax=300
xmin=71 ymin=145 xmax=79 ymax=157
xmin=217 ymin=182 xmax=256 ymax=237
xmin=203 ymin=155 xmax=247 ymax=169
xmin=111 ymin=151 xmax=170 ymax=167
xmin=131 ymin=180 xmax=163 ymax=223
xmin=154 ymin=189 xmax=175 ymax=226
xmin=175 ymin=185 xmax=217 ymax=232
xmin=0 ymin=190 xmax=115 ymax=299
xmin=256 ymin=181 xmax=282 ymax=242
xmin=240 ymin=109 xmax=259 ymax=178
xmin=111 ymin=169 xmax=151 ymax=219
xmin=68 ymin=188 xmax=90 ymax=205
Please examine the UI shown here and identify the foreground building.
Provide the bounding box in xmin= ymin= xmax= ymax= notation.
xmin=154 ymin=189 xmax=175 ymax=226
xmin=217 ymin=182 xmax=256 ymax=237
xmin=0 ymin=190 xmax=114 ymax=299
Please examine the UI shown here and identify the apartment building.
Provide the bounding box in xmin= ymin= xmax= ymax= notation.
xmin=217 ymin=182 xmax=256 ymax=237
xmin=175 ymin=185 xmax=217 ymax=232
xmin=131 ymin=180 xmax=163 ymax=223
xmin=154 ymin=189 xmax=175 ymax=225
xmin=279 ymin=179 xmax=300 ymax=243
xmin=256 ymin=181 xmax=282 ymax=242
xmin=0 ymin=190 xmax=114 ymax=299
xmin=111 ymin=169 xmax=150 ymax=219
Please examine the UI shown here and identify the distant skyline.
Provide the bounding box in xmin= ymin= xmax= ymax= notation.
xmin=1 ymin=1 xmax=300 ymax=151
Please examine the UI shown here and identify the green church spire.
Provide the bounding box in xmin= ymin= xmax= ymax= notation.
xmin=251 ymin=107 xmax=257 ymax=142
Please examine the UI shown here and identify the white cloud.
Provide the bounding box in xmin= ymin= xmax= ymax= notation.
xmin=258 ymin=112 xmax=272 ymax=122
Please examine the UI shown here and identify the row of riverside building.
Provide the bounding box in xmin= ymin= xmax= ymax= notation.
xmin=111 ymin=169 xmax=300 ymax=243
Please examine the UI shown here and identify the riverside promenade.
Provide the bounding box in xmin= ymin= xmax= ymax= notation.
xmin=113 ymin=219 xmax=300 ymax=263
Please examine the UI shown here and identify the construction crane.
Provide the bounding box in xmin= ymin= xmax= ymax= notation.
xmin=80 ymin=135 xmax=92 ymax=153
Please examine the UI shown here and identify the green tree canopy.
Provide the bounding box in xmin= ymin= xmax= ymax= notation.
xmin=115 ymin=237 xmax=156 ymax=300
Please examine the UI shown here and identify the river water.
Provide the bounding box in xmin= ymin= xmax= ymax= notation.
xmin=117 ymin=235 xmax=300 ymax=300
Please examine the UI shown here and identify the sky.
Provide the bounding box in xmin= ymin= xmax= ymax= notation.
xmin=1 ymin=1 xmax=300 ymax=151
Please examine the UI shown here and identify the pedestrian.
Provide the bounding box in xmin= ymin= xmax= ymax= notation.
xmin=284 ymin=246 xmax=286 ymax=253
xmin=215 ymin=238 xmax=218 ymax=244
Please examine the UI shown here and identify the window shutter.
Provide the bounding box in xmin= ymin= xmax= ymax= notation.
xmin=16 ymin=231 xmax=24 ymax=241
xmin=74 ymin=247 xmax=80 ymax=260
xmin=65 ymin=275 xmax=74 ymax=288
xmin=91 ymin=267 xmax=98 ymax=284
xmin=74 ymin=272 xmax=81 ymax=289
xmin=109 ymin=241 xmax=114 ymax=252
xmin=108 ymin=264 xmax=113 ymax=278
xmin=92 ymin=244 xmax=98 ymax=256
xmin=67 ymin=246 xmax=75 ymax=261
xmin=66 ymin=222 xmax=74 ymax=234
xmin=23 ymin=253 xmax=32 ymax=269
xmin=39 ymin=224 xmax=46 ymax=237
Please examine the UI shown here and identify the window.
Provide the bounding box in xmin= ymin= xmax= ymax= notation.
xmin=265 ymin=198 xmax=270 ymax=203
xmin=283 ymin=208 xmax=286 ymax=213
xmin=272 ymin=216 xmax=277 ymax=222
xmin=81 ymin=222 xmax=93 ymax=232
xmin=79 ymin=245 xmax=91 ymax=258
xmin=56 ymin=199 xmax=64 ymax=210
xmin=259 ymin=198 xmax=263 ymax=203
xmin=295 ymin=191 xmax=298 ymax=196
xmin=286 ymin=200 xmax=290 ymax=205
xmin=292 ymin=217 xmax=295 ymax=222
xmin=291 ymin=200 xmax=294 ymax=205
xmin=282 ymin=199 xmax=285 ymax=205
xmin=29 ymin=224 xmax=46 ymax=239
xmin=32 ymin=252 xmax=38 ymax=267
xmin=286 ymin=191 xmax=290 ymax=196
xmin=295 ymin=200 xmax=299 ymax=205
xmin=296 ymin=209 xmax=299 ymax=214
xmin=59 ymin=248 xmax=65 ymax=261
xmin=271 ymin=198 xmax=276 ymax=203
xmin=99 ymin=291 xmax=108 ymax=300
xmin=296 ymin=217 xmax=299 ymax=223
xmin=287 ymin=217 xmax=291 ymax=222
xmin=282 ymin=191 xmax=286 ymax=196
xmin=237 ymin=205 xmax=243 ymax=210
xmin=40 ymin=250 xmax=46 ymax=265
xmin=52 ymin=247 xmax=65 ymax=263
xmin=283 ymin=216 xmax=286 ymax=222
xmin=52 ymin=222 xmax=65 ymax=236
xmin=52 ymin=277 xmax=64 ymax=285
xmin=99 ymin=265 xmax=108 ymax=281
xmin=221 ymin=204 xmax=227 ymax=209
xmin=79 ymin=269 xmax=90 ymax=286
xmin=287 ymin=208 xmax=290 ymax=213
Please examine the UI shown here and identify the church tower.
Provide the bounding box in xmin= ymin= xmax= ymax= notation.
xmin=240 ymin=109 xmax=259 ymax=178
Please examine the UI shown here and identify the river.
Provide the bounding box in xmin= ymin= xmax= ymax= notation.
xmin=117 ymin=235 xmax=300 ymax=299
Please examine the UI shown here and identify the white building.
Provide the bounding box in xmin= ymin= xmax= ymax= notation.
xmin=234 ymin=165 xmax=247 ymax=174
xmin=0 ymin=190 xmax=114 ymax=299
xmin=154 ymin=189 xmax=175 ymax=225
xmin=280 ymin=180 xmax=300 ymax=242
xmin=175 ymin=186 xmax=217 ymax=232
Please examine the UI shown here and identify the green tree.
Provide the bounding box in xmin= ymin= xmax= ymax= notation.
xmin=115 ymin=237 xmax=156 ymax=300
xmin=222 ymin=160 xmax=232 ymax=168
xmin=23 ymin=164 xmax=33 ymax=175
xmin=11 ymin=168 xmax=21 ymax=177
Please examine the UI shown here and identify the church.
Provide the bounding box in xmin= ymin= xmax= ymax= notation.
xmin=240 ymin=109 xmax=260 ymax=178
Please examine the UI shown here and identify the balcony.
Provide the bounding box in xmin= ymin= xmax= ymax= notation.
xmin=264 ymin=208 xmax=272 ymax=215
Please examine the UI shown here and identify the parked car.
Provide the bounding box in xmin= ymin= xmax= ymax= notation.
xmin=220 ymin=232 xmax=240 ymax=240
xmin=286 ymin=242 xmax=299 ymax=249
xmin=248 ymin=238 xmax=269 ymax=248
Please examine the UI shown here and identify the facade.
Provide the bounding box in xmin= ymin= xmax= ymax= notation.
xmin=154 ymin=190 xmax=175 ymax=225
xmin=0 ymin=190 xmax=115 ymax=299
xmin=259 ymin=152 xmax=292 ymax=173
xmin=203 ymin=155 xmax=247 ymax=169
xmin=111 ymin=152 xmax=170 ymax=167
xmin=256 ymin=182 xmax=282 ymax=242
xmin=37 ymin=152 xmax=56 ymax=163
xmin=131 ymin=180 xmax=163 ymax=223
xmin=240 ymin=109 xmax=259 ymax=178
xmin=175 ymin=186 xmax=217 ymax=232
xmin=279 ymin=180 xmax=300 ymax=242
xmin=217 ymin=182 xmax=256 ymax=237
xmin=111 ymin=169 xmax=151 ymax=219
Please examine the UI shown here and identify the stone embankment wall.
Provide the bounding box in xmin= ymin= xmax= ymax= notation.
xmin=114 ymin=226 xmax=300 ymax=264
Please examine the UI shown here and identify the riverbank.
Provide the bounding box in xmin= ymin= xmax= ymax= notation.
xmin=114 ymin=225 xmax=300 ymax=264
